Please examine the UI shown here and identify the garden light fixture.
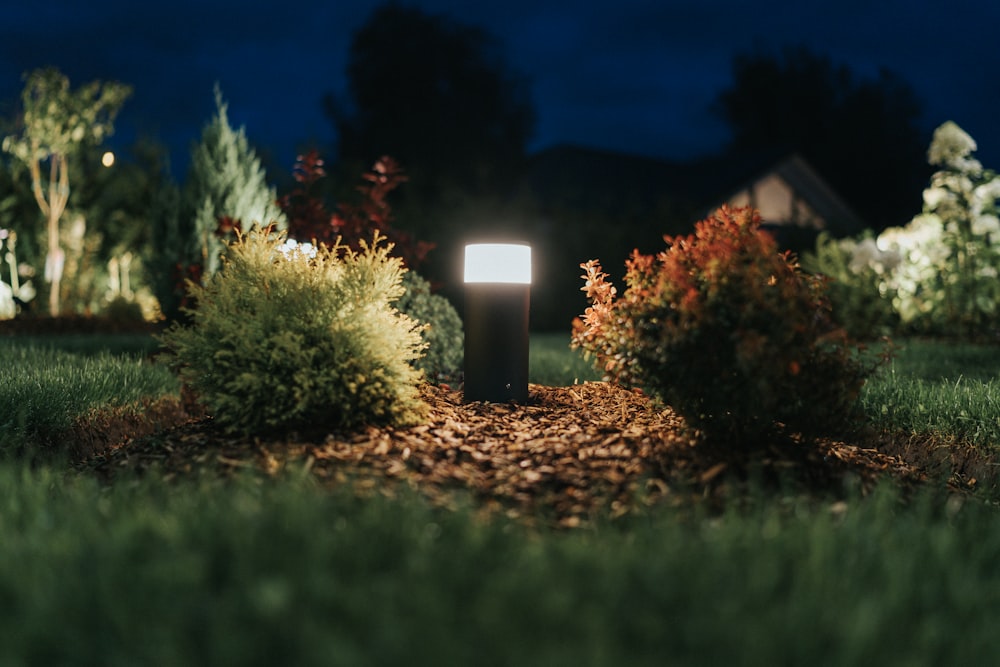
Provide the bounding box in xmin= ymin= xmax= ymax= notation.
xmin=463 ymin=243 xmax=531 ymax=402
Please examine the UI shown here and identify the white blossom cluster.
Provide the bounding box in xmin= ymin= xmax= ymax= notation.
xmin=275 ymin=238 xmax=318 ymax=261
xmin=845 ymin=122 xmax=1000 ymax=325
xmin=0 ymin=228 xmax=36 ymax=320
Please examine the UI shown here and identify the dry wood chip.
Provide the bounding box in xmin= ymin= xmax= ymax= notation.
xmin=76 ymin=381 xmax=946 ymax=527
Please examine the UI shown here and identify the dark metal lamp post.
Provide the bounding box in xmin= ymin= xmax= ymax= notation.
xmin=463 ymin=243 xmax=531 ymax=403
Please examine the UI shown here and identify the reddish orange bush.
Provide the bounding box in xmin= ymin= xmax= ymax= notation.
xmin=572 ymin=205 xmax=878 ymax=442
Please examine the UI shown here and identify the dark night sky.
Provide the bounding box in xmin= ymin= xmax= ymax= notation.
xmin=3 ymin=0 xmax=999 ymax=174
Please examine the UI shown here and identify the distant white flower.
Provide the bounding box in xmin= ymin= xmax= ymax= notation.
xmin=928 ymin=121 xmax=978 ymax=170
xmin=971 ymin=179 xmax=1000 ymax=218
xmin=922 ymin=186 xmax=951 ymax=209
xmin=15 ymin=280 xmax=35 ymax=303
xmin=0 ymin=282 xmax=14 ymax=320
xmin=972 ymin=214 xmax=1000 ymax=237
xmin=879 ymin=247 xmax=902 ymax=272
xmin=276 ymin=238 xmax=317 ymax=261
xmin=878 ymin=214 xmax=943 ymax=255
xmin=849 ymin=237 xmax=879 ymax=272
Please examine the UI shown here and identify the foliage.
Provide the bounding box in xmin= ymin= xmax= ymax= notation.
xmin=45 ymin=141 xmax=171 ymax=318
xmin=184 ymin=85 xmax=286 ymax=279
xmin=325 ymin=2 xmax=536 ymax=292
xmin=158 ymin=227 xmax=428 ymax=435
xmin=573 ymin=205 xmax=878 ymax=442
xmin=327 ymin=3 xmax=534 ymax=202
xmin=395 ymin=271 xmax=463 ymax=379
xmin=884 ymin=122 xmax=1000 ymax=337
xmin=280 ymin=150 xmax=433 ymax=270
xmin=715 ymin=45 xmax=928 ymax=230
xmin=146 ymin=176 xmax=189 ymax=320
xmin=802 ymin=231 xmax=899 ymax=339
xmin=279 ymin=151 xmax=458 ymax=379
xmin=818 ymin=121 xmax=1000 ymax=340
xmin=0 ymin=155 xmax=41 ymax=283
xmin=1 ymin=67 xmax=131 ymax=315
xmin=0 ymin=228 xmax=36 ymax=318
xmin=148 ymin=87 xmax=286 ymax=321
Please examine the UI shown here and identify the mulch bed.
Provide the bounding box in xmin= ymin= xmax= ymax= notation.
xmin=6 ymin=316 xmax=990 ymax=525
xmin=74 ymin=381 xmax=981 ymax=527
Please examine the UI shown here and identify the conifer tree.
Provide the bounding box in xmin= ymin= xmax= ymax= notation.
xmin=185 ymin=85 xmax=285 ymax=277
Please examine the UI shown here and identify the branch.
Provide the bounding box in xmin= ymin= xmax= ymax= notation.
xmin=51 ymin=152 xmax=70 ymax=221
xmin=28 ymin=155 xmax=50 ymax=218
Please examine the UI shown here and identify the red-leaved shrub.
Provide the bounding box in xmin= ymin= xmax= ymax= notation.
xmin=572 ymin=205 xmax=879 ymax=442
xmin=280 ymin=151 xmax=433 ymax=270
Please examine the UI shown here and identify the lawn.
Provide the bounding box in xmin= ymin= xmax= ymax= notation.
xmin=1 ymin=330 xmax=1000 ymax=665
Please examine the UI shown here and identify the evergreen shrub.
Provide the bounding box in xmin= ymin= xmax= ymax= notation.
xmin=572 ymin=205 xmax=879 ymax=442
xmin=802 ymin=231 xmax=899 ymax=339
xmin=396 ymin=271 xmax=463 ymax=380
xmin=158 ymin=228 xmax=428 ymax=435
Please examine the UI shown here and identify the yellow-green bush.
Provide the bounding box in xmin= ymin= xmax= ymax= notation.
xmin=158 ymin=228 xmax=428 ymax=435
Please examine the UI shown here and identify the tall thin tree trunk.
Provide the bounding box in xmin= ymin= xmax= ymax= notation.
xmin=36 ymin=153 xmax=69 ymax=317
xmin=46 ymin=206 xmax=63 ymax=316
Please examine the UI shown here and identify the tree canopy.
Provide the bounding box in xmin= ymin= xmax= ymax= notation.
xmin=325 ymin=3 xmax=535 ymax=207
xmin=2 ymin=67 xmax=130 ymax=315
xmin=715 ymin=46 xmax=929 ymax=231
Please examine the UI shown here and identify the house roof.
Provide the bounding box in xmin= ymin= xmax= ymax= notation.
xmin=718 ymin=153 xmax=867 ymax=235
xmin=523 ymin=143 xmax=867 ymax=235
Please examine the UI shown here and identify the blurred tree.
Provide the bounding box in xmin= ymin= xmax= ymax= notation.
xmin=0 ymin=152 xmax=41 ymax=271
xmin=63 ymin=138 xmax=173 ymax=316
xmin=715 ymin=45 xmax=929 ymax=231
xmin=185 ymin=85 xmax=286 ymax=277
xmin=149 ymin=86 xmax=286 ymax=321
xmin=1 ymin=68 xmax=130 ymax=315
xmin=324 ymin=3 xmax=535 ymax=239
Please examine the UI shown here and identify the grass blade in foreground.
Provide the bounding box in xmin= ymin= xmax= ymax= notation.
xmin=0 ymin=342 xmax=178 ymax=458
xmin=1 ymin=469 xmax=999 ymax=666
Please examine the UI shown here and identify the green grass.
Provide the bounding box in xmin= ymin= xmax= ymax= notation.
xmin=0 ymin=339 xmax=178 ymax=457
xmin=2 ymin=332 xmax=163 ymax=356
xmin=1 ymin=467 xmax=998 ymax=666
xmin=530 ymin=332 xmax=603 ymax=385
xmin=1 ymin=333 xmax=1000 ymax=664
xmin=863 ymin=339 xmax=1000 ymax=447
xmin=532 ymin=332 xmax=1000 ymax=449
xmin=884 ymin=339 xmax=1000 ymax=383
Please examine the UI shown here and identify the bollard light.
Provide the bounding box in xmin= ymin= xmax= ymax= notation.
xmin=463 ymin=243 xmax=531 ymax=402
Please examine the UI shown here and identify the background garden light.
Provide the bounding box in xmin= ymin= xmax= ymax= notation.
xmin=463 ymin=243 xmax=531 ymax=402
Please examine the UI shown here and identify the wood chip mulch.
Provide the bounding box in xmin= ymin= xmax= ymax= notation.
xmin=75 ymin=382 xmax=958 ymax=527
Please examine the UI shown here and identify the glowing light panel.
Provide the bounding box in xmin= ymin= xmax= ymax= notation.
xmin=464 ymin=243 xmax=531 ymax=284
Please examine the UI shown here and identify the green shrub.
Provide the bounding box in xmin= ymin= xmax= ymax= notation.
xmin=396 ymin=271 xmax=463 ymax=380
xmin=572 ymin=205 xmax=879 ymax=442
xmin=158 ymin=228 xmax=428 ymax=435
xmin=802 ymin=231 xmax=899 ymax=339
